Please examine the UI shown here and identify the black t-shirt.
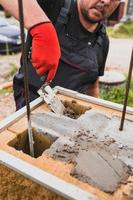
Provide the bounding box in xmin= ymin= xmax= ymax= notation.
xmin=16 ymin=0 xmax=109 ymax=94
xmin=37 ymin=0 xmax=109 ymax=78
xmin=50 ymin=1 xmax=109 ymax=92
xmin=37 ymin=0 xmax=65 ymax=23
xmin=58 ymin=2 xmax=108 ymax=76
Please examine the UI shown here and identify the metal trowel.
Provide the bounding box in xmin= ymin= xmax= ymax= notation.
xmin=38 ymin=81 xmax=65 ymax=115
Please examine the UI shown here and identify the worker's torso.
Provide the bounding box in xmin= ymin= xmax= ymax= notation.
xmin=14 ymin=0 xmax=109 ymax=94
xmin=51 ymin=1 xmax=109 ymax=93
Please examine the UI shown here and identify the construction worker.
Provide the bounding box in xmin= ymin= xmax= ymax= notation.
xmin=0 ymin=0 xmax=61 ymax=80
xmin=2 ymin=0 xmax=121 ymax=110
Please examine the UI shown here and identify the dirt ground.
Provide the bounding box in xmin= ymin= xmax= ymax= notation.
xmin=0 ymin=53 xmax=20 ymax=121
xmin=0 ymin=12 xmax=21 ymax=120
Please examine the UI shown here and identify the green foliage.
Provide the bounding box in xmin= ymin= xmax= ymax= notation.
xmin=100 ymin=78 xmax=133 ymax=107
xmin=5 ymin=63 xmax=18 ymax=79
xmin=107 ymin=22 xmax=133 ymax=38
xmin=0 ymin=87 xmax=13 ymax=95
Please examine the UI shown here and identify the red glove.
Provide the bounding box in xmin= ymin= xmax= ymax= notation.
xmin=29 ymin=22 xmax=61 ymax=81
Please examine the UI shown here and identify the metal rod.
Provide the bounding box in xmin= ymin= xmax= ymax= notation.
xmin=18 ymin=0 xmax=34 ymax=156
xmin=0 ymin=97 xmax=43 ymax=133
xmin=1 ymin=86 xmax=133 ymax=133
xmin=119 ymin=47 xmax=133 ymax=131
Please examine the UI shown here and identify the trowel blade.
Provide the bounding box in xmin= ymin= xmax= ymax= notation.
xmin=38 ymin=84 xmax=65 ymax=115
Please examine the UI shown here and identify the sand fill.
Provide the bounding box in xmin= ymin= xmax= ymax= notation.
xmin=0 ymin=164 xmax=67 ymax=200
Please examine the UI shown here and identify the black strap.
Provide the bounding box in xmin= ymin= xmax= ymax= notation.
xmin=55 ymin=0 xmax=75 ymax=35
xmin=18 ymin=0 xmax=34 ymax=157
xmin=56 ymin=0 xmax=72 ymax=24
xmin=96 ymin=24 xmax=107 ymax=46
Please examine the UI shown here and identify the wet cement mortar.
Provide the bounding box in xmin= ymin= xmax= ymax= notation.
xmin=0 ymin=164 xmax=67 ymax=200
xmin=44 ymin=130 xmax=133 ymax=193
xmin=36 ymin=105 xmax=133 ymax=194
xmin=63 ymin=100 xmax=91 ymax=119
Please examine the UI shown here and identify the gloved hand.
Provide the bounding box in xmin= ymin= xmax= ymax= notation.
xmin=29 ymin=22 xmax=61 ymax=81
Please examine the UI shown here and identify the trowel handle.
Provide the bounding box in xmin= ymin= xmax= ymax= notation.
xmin=40 ymin=72 xmax=51 ymax=86
xmin=40 ymin=74 xmax=47 ymax=82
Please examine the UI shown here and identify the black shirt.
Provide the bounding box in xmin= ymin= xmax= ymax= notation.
xmin=48 ymin=0 xmax=109 ymax=92
xmin=17 ymin=0 xmax=109 ymax=94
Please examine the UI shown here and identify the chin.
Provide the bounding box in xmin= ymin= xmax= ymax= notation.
xmin=81 ymin=9 xmax=102 ymax=24
xmin=87 ymin=15 xmax=102 ymax=23
xmin=86 ymin=10 xmax=103 ymax=23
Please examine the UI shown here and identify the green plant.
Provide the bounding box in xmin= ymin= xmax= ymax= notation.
xmin=107 ymin=22 xmax=133 ymax=38
xmin=0 ymin=87 xmax=13 ymax=95
xmin=5 ymin=63 xmax=18 ymax=79
xmin=100 ymin=78 xmax=133 ymax=107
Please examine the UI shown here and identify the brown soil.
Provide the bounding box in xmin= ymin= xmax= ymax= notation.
xmin=0 ymin=164 xmax=67 ymax=200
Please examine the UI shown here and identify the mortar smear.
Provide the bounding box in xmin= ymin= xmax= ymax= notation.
xmin=71 ymin=148 xmax=131 ymax=193
xmin=44 ymin=131 xmax=132 ymax=193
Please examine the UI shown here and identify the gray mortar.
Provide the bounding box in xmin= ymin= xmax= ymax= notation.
xmin=32 ymin=110 xmax=133 ymax=193
xmin=71 ymin=149 xmax=131 ymax=193
xmin=44 ymin=132 xmax=132 ymax=193
xmin=31 ymin=112 xmax=84 ymax=137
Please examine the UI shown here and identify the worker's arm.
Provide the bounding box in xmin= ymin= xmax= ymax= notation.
xmin=0 ymin=0 xmax=50 ymax=29
xmin=86 ymin=78 xmax=99 ymax=98
xmin=0 ymin=0 xmax=61 ymax=81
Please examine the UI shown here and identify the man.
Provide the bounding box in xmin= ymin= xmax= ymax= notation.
xmin=0 ymin=0 xmax=61 ymax=81
xmin=2 ymin=0 xmax=121 ymax=109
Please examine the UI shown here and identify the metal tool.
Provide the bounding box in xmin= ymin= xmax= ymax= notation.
xmin=18 ymin=0 xmax=34 ymax=156
xmin=119 ymin=47 xmax=133 ymax=131
xmin=38 ymin=81 xmax=65 ymax=115
xmin=28 ymin=43 xmax=65 ymax=115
